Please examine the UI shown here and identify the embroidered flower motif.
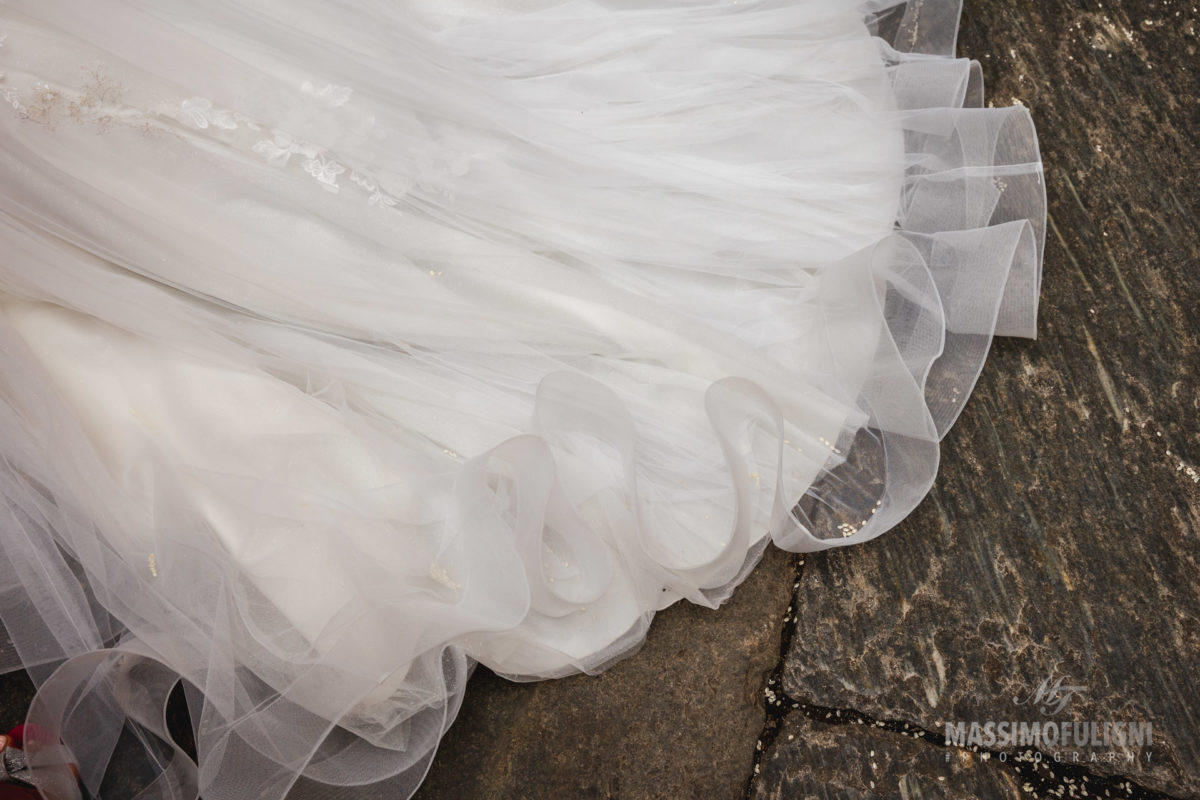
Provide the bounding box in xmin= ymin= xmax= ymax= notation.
xmin=368 ymin=190 xmax=398 ymax=208
xmin=300 ymin=81 xmax=353 ymax=108
xmin=0 ymin=84 xmax=20 ymax=111
xmin=350 ymin=172 xmax=400 ymax=208
xmin=180 ymin=97 xmax=237 ymax=130
xmin=253 ymin=131 xmax=318 ymax=166
xmin=0 ymin=48 xmax=388 ymax=208
xmin=0 ymin=71 xmax=19 ymax=112
xmin=232 ymin=112 xmax=261 ymax=131
xmin=302 ymin=154 xmax=346 ymax=192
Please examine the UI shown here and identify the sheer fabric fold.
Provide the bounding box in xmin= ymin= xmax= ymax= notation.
xmin=0 ymin=0 xmax=1044 ymax=796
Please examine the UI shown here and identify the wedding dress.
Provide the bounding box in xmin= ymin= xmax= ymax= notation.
xmin=0 ymin=0 xmax=1044 ymax=797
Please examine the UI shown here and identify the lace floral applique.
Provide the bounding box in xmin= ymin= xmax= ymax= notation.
xmin=0 ymin=37 xmax=404 ymax=209
xmin=0 ymin=78 xmax=18 ymax=112
xmin=350 ymin=172 xmax=398 ymax=207
xmin=1 ymin=33 xmax=26 ymax=112
xmin=0 ymin=65 xmax=131 ymax=131
xmin=256 ymin=132 xmax=353 ymax=197
xmin=180 ymin=97 xmax=239 ymax=130
xmin=253 ymin=130 xmax=319 ymax=166
xmin=302 ymin=153 xmax=347 ymax=193
xmin=300 ymin=81 xmax=352 ymax=108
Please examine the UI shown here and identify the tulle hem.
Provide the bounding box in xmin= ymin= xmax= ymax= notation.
xmin=0 ymin=1 xmax=1044 ymax=797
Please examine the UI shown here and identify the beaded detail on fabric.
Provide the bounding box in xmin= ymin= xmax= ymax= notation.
xmin=0 ymin=37 xmax=419 ymax=208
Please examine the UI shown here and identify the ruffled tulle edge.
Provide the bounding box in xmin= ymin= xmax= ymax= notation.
xmin=0 ymin=1 xmax=1045 ymax=797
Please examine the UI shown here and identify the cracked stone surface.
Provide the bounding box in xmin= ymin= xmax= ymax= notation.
xmin=751 ymin=714 xmax=1025 ymax=800
xmin=779 ymin=1 xmax=1200 ymax=798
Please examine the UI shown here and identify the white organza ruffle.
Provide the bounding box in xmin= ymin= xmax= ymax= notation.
xmin=0 ymin=1 xmax=1043 ymax=797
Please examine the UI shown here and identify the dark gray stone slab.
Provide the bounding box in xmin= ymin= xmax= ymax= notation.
xmin=751 ymin=713 xmax=1025 ymax=800
xmin=780 ymin=0 xmax=1200 ymax=797
xmin=0 ymin=668 xmax=34 ymax=734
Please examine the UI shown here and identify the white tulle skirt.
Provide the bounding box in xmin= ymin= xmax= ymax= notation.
xmin=0 ymin=1 xmax=1044 ymax=797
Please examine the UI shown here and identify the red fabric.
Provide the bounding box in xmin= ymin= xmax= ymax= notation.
xmin=1 ymin=726 xmax=39 ymax=800
xmin=0 ymin=782 xmax=41 ymax=799
xmin=4 ymin=724 xmax=81 ymax=798
xmin=3 ymin=725 xmax=23 ymax=750
xmin=3 ymin=725 xmax=56 ymax=750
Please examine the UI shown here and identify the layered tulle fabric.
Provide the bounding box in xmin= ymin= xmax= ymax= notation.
xmin=0 ymin=0 xmax=1044 ymax=797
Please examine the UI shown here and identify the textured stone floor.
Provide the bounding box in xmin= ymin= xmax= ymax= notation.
xmin=3 ymin=1 xmax=1198 ymax=798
